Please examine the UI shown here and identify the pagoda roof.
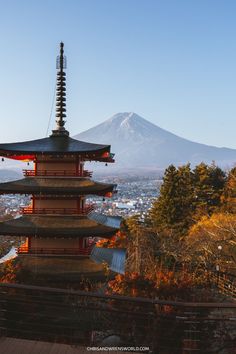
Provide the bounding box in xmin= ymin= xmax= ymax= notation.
xmin=0 ymin=177 xmax=116 ymax=196
xmin=0 ymin=135 xmax=114 ymax=162
xmin=0 ymin=212 xmax=121 ymax=238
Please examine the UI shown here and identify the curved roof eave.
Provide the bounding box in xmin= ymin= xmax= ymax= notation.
xmin=0 ymin=178 xmax=116 ymax=195
xmin=0 ymin=136 xmax=111 ymax=155
xmin=0 ymin=214 xmax=120 ymax=238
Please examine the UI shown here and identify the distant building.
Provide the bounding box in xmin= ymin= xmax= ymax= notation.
xmin=115 ymin=202 xmax=135 ymax=210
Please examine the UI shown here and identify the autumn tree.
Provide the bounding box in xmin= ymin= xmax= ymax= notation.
xmin=105 ymin=216 xmax=158 ymax=298
xmin=96 ymin=230 xmax=127 ymax=248
xmin=221 ymin=167 xmax=236 ymax=213
xmin=185 ymin=213 xmax=236 ymax=269
xmin=124 ymin=216 xmax=158 ymax=276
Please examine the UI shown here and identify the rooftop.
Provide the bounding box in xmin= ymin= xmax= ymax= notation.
xmin=0 ymin=177 xmax=116 ymax=195
xmin=0 ymin=135 xmax=114 ymax=161
xmin=0 ymin=213 xmax=121 ymax=238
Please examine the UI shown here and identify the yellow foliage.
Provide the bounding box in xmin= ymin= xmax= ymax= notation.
xmin=186 ymin=212 xmax=236 ymax=266
xmin=188 ymin=213 xmax=236 ymax=242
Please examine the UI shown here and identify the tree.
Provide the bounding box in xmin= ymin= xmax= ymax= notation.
xmin=124 ymin=216 xmax=158 ymax=276
xmin=149 ymin=164 xmax=194 ymax=238
xmin=106 ymin=216 xmax=159 ymax=298
xmin=147 ymin=162 xmax=227 ymax=268
xmin=0 ymin=260 xmax=19 ymax=283
xmin=185 ymin=213 xmax=236 ymax=268
xmin=193 ymin=163 xmax=226 ymax=219
xmin=107 ymin=272 xmax=156 ymax=297
xmin=221 ymin=167 xmax=236 ymax=213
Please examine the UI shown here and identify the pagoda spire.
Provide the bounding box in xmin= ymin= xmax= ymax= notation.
xmin=51 ymin=42 xmax=69 ymax=137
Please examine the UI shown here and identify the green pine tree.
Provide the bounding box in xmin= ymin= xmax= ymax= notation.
xmin=149 ymin=164 xmax=194 ymax=238
xmin=193 ymin=162 xmax=225 ymax=218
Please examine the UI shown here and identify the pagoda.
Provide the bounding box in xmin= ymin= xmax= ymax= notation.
xmin=0 ymin=43 xmax=119 ymax=259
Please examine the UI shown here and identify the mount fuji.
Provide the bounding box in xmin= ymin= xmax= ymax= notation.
xmin=74 ymin=112 xmax=236 ymax=170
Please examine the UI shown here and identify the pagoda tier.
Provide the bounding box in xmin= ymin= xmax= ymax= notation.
xmin=0 ymin=136 xmax=114 ymax=163
xmin=0 ymin=177 xmax=116 ymax=196
xmin=0 ymin=213 xmax=120 ymax=238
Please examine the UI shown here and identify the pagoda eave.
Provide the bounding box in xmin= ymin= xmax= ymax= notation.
xmin=0 ymin=178 xmax=116 ymax=196
xmin=1 ymin=153 xmax=115 ymax=163
xmin=0 ymin=136 xmax=112 ymax=161
xmin=0 ymin=214 xmax=121 ymax=238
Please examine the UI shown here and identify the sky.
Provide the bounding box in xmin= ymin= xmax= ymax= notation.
xmin=0 ymin=0 xmax=236 ymax=148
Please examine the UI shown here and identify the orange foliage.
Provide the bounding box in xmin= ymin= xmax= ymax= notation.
xmin=155 ymin=270 xmax=196 ymax=300
xmin=96 ymin=231 xmax=127 ymax=249
xmin=0 ymin=260 xmax=20 ymax=283
xmin=107 ymin=269 xmax=197 ymax=300
xmin=107 ymin=272 xmax=156 ymax=298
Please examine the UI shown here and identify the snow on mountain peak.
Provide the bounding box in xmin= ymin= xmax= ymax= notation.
xmin=107 ymin=112 xmax=153 ymax=130
xmin=105 ymin=112 xmax=154 ymax=139
xmin=108 ymin=112 xmax=136 ymax=124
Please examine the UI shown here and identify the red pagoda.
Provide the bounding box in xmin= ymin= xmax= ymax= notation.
xmin=0 ymin=43 xmax=119 ymax=259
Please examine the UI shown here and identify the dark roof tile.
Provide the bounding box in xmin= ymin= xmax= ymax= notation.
xmin=0 ymin=136 xmax=110 ymax=156
xmin=0 ymin=214 xmax=121 ymax=238
xmin=0 ymin=177 xmax=116 ymax=195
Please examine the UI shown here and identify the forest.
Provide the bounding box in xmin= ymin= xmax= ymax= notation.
xmin=98 ymin=162 xmax=236 ymax=300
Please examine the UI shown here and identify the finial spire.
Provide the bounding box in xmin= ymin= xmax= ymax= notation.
xmin=51 ymin=42 xmax=69 ymax=137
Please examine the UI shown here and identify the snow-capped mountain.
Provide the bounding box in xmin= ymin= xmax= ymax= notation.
xmin=74 ymin=112 xmax=236 ymax=169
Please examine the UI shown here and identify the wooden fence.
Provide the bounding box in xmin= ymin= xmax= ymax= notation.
xmin=0 ymin=282 xmax=236 ymax=353
xmin=211 ymin=271 xmax=236 ymax=300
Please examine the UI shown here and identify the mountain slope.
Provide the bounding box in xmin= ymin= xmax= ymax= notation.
xmin=74 ymin=112 xmax=236 ymax=169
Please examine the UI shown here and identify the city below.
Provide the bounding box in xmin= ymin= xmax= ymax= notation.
xmin=0 ymin=173 xmax=162 ymax=220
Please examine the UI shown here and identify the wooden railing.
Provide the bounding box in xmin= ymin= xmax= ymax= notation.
xmin=20 ymin=205 xmax=94 ymax=215
xmin=0 ymin=282 xmax=236 ymax=351
xmin=23 ymin=169 xmax=92 ymax=177
xmin=211 ymin=271 xmax=236 ymax=300
xmin=17 ymin=246 xmax=94 ymax=255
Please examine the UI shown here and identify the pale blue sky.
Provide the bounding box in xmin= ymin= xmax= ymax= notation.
xmin=0 ymin=0 xmax=236 ymax=148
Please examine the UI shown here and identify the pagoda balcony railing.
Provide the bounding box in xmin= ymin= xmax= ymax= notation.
xmin=23 ymin=169 xmax=92 ymax=178
xmin=17 ymin=246 xmax=94 ymax=256
xmin=20 ymin=205 xmax=94 ymax=215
